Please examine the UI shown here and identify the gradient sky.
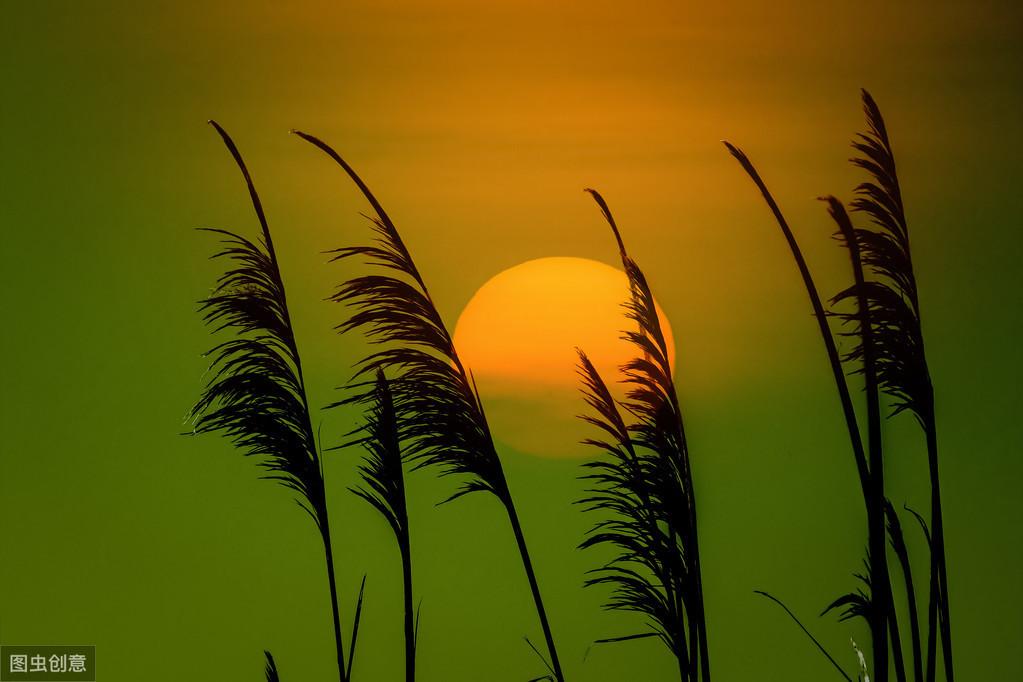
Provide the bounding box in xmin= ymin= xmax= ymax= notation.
xmin=2 ymin=1 xmax=1021 ymax=680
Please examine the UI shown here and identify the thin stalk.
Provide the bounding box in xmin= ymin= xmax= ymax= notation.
xmin=207 ymin=121 xmax=348 ymax=682
xmin=664 ymin=373 xmax=709 ymax=682
xmin=926 ymin=426 xmax=952 ymax=682
xmin=346 ymin=371 xmax=414 ymax=682
xmin=506 ymin=497 xmax=565 ymax=682
xmin=887 ymin=501 xmax=924 ymax=682
xmin=395 ymin=440 xmax=415 ymax=682
xmin=677 ymin=647 xmax=689 ymax=682
xmin=321 ymin=515 xmax=349 ymax=682
xmin=399 ymin=528 xmax=415 ymax=682
xmin=905 ymin=569 xmax=925 ymax=682
xmin=681 ymin=450 xmax=710 ymax=682
xmin=723 ymin=143 xmax=870 ymax=499
xmin=584 ymin=189 xmax=710 ymax=681
xmin=755 ymin=591 xmax=853 ymax=682
xmin=293 ymin=129 xmax=565 ymax=681
xmin=925 ymin=561 xmax=937 ymax=682
xmin=846 ymin=90 xmax=953 ymax=681
xmin=726 ymin=146 xmax=903 ymax=681
xmin=890 ymin=604 xmax=907 ymax=682
xmin=825 ymin=196 xmax=893 ymax=682
xmin=917 ymin=420 xmax=942 ymax=682
xmin=673 ymin=580 xmax=690 ymax=681
xmin=686 ymin=602 xmax=698 ymax=680
xmin=672 ymin=396 xmax=709 ymax=682
xmin=676 ymin=607 xmax=692 ymax=682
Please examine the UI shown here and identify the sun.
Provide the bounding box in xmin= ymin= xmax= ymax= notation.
xmin=453 ymin=257 xmax=675 ymax=458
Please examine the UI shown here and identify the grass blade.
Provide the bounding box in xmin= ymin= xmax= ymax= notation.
xmin=755 ymin=591 xmax=853 ymax=682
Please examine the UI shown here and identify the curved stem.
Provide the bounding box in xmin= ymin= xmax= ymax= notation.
xmin=321 ymin=516 xmax=348 ymax=682
xmin=926 ymin=425 xmax=953 ymax=681
xmin=399 ymin=530 xmax=416 ymax=682
xmin=825 ymin=197 xmax=892 ymax=682
xmin=209 ymin=121 xmax=347 ymax=682
xmin=506 ymin=499 xmax=565 ymax=682
xmin=723 ymin=144 xmax=869 ymax=498
xmin=295 ymin=130 xmax=565 ymax=681
xmin=755 ymin=591 xmax=853 ymax=682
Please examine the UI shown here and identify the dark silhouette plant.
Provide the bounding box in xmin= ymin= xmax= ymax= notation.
xmin=835 ymin=91 xmax=954 ymax=682
xmin=724 ymin=90 xmax=954 ymax=682
xmin=576 ymin=189 xmax=711 ymax=681
xmin=188 ymin=122 xmax=361 ymax=682
xmin=183 ymin=90 xmax=952 ymax=682
xmin=291 ymin=130 xmax=567 ymax=682
xmin=342 ymin=370 xmax=419 ymax=682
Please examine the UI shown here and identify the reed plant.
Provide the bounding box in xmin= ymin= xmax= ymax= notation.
xmin=576 ymin=189 xmax=711 ymax=681
xmin=292 ymin=130 xmax=566 ymax=682
xmin=342 ymin=370 xmax=418 ymax=682
xmin=724 ymin=90 xmax=953 ymax=682
xmin=835 ymin=91 xmax=953 ymax=682
xmin=188 ymin=122 xmax=359 ymax=682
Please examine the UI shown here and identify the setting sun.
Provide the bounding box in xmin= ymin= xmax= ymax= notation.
xmin=453 ymin=256 xmax=674 ymax=457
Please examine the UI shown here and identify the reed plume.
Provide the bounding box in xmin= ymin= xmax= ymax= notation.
xmin=724 ymin=89 xmax=953 ymax=682
xmin=839 ymin=90 xmax=953 ymax=682
xmin=576 ymin=189 xmax=710 ymax=681
xmin=343 ymin=370 xmax=418 ymax=682
xmin=825 ymin=194 xmax=897 ymax=682
xmin=189 ymin=122 xmax=351 ymax=682
xmin=292 ymin=130 xmax=565 ymax=682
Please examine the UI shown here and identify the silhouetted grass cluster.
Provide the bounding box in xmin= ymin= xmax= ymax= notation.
xmin=187 ymin=89 xmax=952 ymax=682
xmin=575 ymin=190 xmax=710 ymax=681
xmin=725 ymin=90 xmax=954 ymax=682
xmin=293 ymin=130 xmax=567 ymax=682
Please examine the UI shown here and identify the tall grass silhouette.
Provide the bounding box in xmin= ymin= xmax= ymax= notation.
xmin=292 ymin=130 xmax=566 ymax=682
xmin=188 ymin=122 xmax=356 ymax=682
xmin=343 ymin=370 xmax=419 ymax=682
xmin=575 ymin=189 xmax=711 ymax=681
xmin=838 ymin=91 xmax=953 ymax=682
xmin=182 ymin=91 xmax=953 ymax=682
xmin=822 ymin=193 xmax=898 ymax=682
xmin=723 ymin=137 xmax=888 ymax=682
xmin=724 ymin=90 xmax=953 ymax=682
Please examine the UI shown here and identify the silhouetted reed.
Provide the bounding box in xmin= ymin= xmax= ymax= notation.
xmin=342 ymin=370 xmax=418 ymax=682
xmin=837 ymin=91 xmax=953 ymax=682
xmin=292 ymin=130 xmax=566 ymax=682
xmin=189 ymin=122 xmax=354 ymax=682
xmin=824 ymin=193 xmax=897 ymax=682
xmin=724 ymin=90 xmax=954 ymax=682
xmin=576 ymin=189 xmax=711 ymax=681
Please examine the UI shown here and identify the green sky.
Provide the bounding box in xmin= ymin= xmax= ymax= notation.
xmin=2 ymin=1 xmax=1021 ymax=680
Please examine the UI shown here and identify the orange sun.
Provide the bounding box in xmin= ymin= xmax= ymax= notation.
xmin=453 ymin=257 xmax=675 ymax=458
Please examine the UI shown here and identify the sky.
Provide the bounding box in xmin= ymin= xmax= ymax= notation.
xmin=1 ymin=1 xmax=1022 ymax=680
